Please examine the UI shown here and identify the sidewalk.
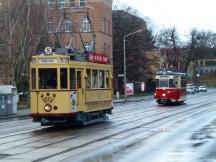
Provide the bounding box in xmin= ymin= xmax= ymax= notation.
xmin=0 ymin=109 xmax=31 ymax=119
xmin=0 ymin=95 xmax=154 ymax=119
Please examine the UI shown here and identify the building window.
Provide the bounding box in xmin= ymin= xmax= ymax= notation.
xmin=84 ymin=42 xmax=91 ymax=51
xmin=70 ymin=0 xmax=75 ymax=7
xmin=47 ymin=18 xmax=52 ymax=32
xmin=80 ymin=0 xmax=86 ymax=7
xmin=0 ymin=64 xmax=3 ymax=79
xmin=103 ymin=18 xmax=106 ymax=33
xmin=103 ymin=43 xmax=107 ymax=54
xmin=107 ymin=44 xmax=110 ymax=55
xmin=58 ymin=0 xmax=65 ymax=8
xmin=82 ymin=16 xmax=90 ymax=32
xmin=65 ymin=19 xmax=72 ymax=32
xmin=48 ymin=0 xmax=55 ymax=9
xmin=108 ymin=20 xmax=111 ymax=34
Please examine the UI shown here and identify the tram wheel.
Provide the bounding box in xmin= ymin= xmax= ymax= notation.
xmin=179 ymin=101 xmax=184 ymax=105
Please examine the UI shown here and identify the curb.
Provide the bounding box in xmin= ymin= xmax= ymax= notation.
xmin=0 ymin=114 xmax=30 ymax=120
xmin=113 ymin=96 xmax=153 ymax=103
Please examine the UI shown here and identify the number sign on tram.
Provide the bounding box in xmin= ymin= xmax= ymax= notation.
xmin=44 ymin=47 xmax=52 ymax=55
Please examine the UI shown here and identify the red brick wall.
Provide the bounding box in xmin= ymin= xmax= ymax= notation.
xmin=46 ymin=0 xmax=113 ymax=59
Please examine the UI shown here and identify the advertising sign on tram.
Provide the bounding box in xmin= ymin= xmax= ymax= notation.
xmin=88 ymin=52 xmax=109 ymax=64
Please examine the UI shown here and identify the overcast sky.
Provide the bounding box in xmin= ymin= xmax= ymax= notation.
xmin=114 ymin=0 xmax=216 ymax=39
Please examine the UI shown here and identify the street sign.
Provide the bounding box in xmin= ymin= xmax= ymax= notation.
xmin=141 ymin=82 xmax=145 ymax=92
xmin=118 ymin=74 xmax=124 ymax=77
xmin=126 ymin=83 xmax=134 ymax=95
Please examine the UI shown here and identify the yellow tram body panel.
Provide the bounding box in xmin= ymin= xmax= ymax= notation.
xmin=31 ymin=91 xmax=71 ymax=114
xmin=30 ymin=54 xmax=113 ymax=117
xmin=85 ymin=90 xmax=112 ymax=112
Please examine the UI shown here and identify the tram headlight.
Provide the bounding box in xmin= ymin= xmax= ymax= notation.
xmin=44 ymin=104 xmax=52 ymax=112
xmin=162 ymin=93 xmax=166 ymax=97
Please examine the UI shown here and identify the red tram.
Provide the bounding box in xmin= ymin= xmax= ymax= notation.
xmin=154 ymin=70 xmax=187 ymax=104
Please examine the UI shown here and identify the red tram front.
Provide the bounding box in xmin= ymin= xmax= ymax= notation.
xmin=154 ymin=70 xmax=187 ymax=105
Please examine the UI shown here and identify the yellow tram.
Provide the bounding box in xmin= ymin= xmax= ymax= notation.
xmin=30 ymin=49 xmax=113 ymax=126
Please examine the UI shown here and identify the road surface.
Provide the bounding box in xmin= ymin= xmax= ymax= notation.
xmin=0 ymin=89 xmax=216 ymax=162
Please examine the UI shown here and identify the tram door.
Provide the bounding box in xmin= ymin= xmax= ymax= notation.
xmin=77 ymin=69 xmax=85 ymax=109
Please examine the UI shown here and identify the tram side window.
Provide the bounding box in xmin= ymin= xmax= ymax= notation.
xmin=181 ymin=78 xmax=187 ymax=87
xmin=156 ymin=79 xmax=159 ymax=88
xmin=77 ymin=71 xmax=82 ymax=89
xmin=174 ymin=77 xmax=179 ymax=88
xmin=60 ymin=68 xmax=68 ymax=89
xmin=92 ymin=70 xmax=98 ymax=88
xmin=39 ymin=68 xmax=57 ymax=89
xmin=86 ymin=69 xmax=91 ymax=89
xmin=31 ymin=68 xmax=36 ymax=89
xmin=70 ymin=68 xmax=76 ymax=89
xmin=99 ymin=70 xmax=105 ymax=88
xmin=106 ymin=71 xmax=110 ymax=88
xmin=169 ymin=79 xmax=175 ymax=88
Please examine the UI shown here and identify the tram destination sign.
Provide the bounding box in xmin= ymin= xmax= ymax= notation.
xmin=88 ymin=52 xmax=109 ymax=64
xmin=38 ymin=58 xmax=58 ymax=63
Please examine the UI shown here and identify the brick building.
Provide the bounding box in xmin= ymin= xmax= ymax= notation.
xmin=46 ymin=0 xmax=113 ymax=60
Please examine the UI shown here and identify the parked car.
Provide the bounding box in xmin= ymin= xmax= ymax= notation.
xmin=199 ymin=85 xmax=207 ymax=92
xmin=192 ymin=86 xmax=199 ymax=93
xmin=186 ymin=86 xmax=196 ymax=94
xmin=186 ymin=84 xmax=193 ymax=87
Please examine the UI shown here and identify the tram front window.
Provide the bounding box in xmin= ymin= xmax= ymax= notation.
xmin=39 ymin=68 xmax=57 ymax=89
xmin=159 ymin=79 xmax=168 ymax=87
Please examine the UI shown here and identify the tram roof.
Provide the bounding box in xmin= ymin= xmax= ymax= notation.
xmin=32 ymin=48 xmax=110 ymax=65
xmin=156 ymin=70 xmax=186 ymax=76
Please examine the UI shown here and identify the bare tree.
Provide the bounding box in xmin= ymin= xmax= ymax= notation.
xmin=0 ymin=0 xmax=47 ymax=91
xmin=156 ymin=27 xmax=181 ymax=70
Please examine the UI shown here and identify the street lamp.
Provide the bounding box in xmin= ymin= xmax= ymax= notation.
xmin=123 ymin=29 xmax=143 ymax=101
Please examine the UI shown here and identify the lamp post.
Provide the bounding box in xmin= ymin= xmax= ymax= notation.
xmin=123 ymin=29 xmax=142 ymax=101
